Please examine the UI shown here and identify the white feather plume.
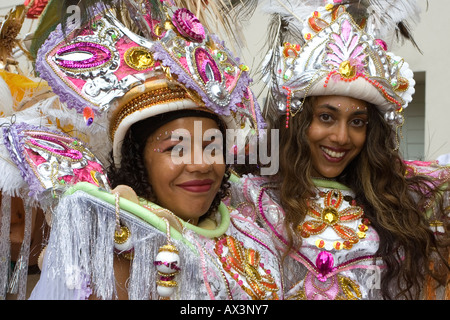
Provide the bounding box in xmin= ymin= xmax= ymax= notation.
xmin=365 ymin=0 xmax=421 ymax=40
xmin=258 ymin=0 xmax=322 ymax=31
xmin=257 ymin=0 xmax=421 ymax=41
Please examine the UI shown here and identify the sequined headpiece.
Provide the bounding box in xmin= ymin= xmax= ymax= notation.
xmin=36 ymin=1 xmax=264 ymax=165
xmin=260 ymin=0 xmax=419 ymax=129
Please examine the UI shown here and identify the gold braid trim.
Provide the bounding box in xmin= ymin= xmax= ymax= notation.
xmin=109 ymin=85 xmax=190 ymax=139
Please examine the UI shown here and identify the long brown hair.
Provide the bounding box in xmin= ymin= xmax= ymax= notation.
xmin=267 ymin=96 xmax=450 ymax=299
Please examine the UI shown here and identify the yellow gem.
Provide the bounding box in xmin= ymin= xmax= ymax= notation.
xmin=339 ymin=276 xmax=362 ymax=300
xmin=90 ymin=170 xmax=99 ymax=185
xmin=315 ymin=239 xmax=325 ymax=248
xmin=240 ymin=64 xmax=250 ymax=72
xmin=333 ymin=241 xmax=342 ymax=250
xmin=164 ymin=20 xmax=176 ymax=32
xmin=339 ymin=60 xmax=356 ymax=79
xmin=322 ymin=207 xmax=339 ymax=225
xmin=357 ymin=231 xmax=366 ymax=239
xmin=359 ymin=224 xmax=369 ymax=232
xmin=325 ymin=4 xmax=334 ymax=11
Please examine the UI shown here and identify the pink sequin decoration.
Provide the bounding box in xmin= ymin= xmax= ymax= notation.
xmin=194 ymin=48 xmax=222 ymax=84
xmin=28 ymin=135 xmax=83 ymax=160
xmin=153 ymin=260 xmax=181 ymax=271
xmin=172 ymin=8 xmax=206 ymax=43
xmin=55 ymin=42 xmax=112 ymax=69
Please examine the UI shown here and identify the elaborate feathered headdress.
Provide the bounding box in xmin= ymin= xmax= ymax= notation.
xmin=249 ymin=0 xmax=421 ymax=130
xmin=35 ymin=0 xmax=265 ymax=166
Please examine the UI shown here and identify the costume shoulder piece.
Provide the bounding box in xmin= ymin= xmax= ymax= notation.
xmin=30 ymin=182 xmax=210 ymax=299
xmin=2 ymin=122 xmax=109 ymax=204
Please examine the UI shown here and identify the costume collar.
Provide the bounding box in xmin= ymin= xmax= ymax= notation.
xmin=66 ymin=182 xmax=230 ymax=246
xmin=312 ymin=178 xmax=351 ymax=191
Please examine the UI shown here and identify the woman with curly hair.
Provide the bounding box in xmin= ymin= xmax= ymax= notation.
xmin=231 ymin=0 xmax=450 ymax=300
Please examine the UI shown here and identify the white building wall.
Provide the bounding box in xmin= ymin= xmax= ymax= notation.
xmin=394 ymin=0 xmax=450 ymax=160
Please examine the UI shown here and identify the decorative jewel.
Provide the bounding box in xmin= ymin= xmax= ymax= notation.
xmin=195 ymin=47 xmax=222 ymax=84
xmin=316 ymin=251 xmax=336 ymax=282
xmin=301 ymin=251 xmax=362 ymax=300
xmin=154 ymin=217 xmax=180 ymax=300
xmin=172 ymin=8 xmax=206 ymax=43
xmin=239 ymin=64 xmax=250 ymax=72
xmin=338 ymin=60 xmax=356 ymax=79
xmin=299 ymin=189 xmax=366 ymax=250
xmin=214 ymin=235 xmax=279 ymax=300
xmin=282 ymin=86 xmax=292 ymax=128
xmin=124 ymin=47 xmax=154 ymax=71
xmin=308 ymin=11 xmax=329 ymax=32
xmin=83 ymin=106 xmax=95 ymax=126
xmin=375 ymin=39 xmax=388 ymax=51
xmin=205 ymin=81 xmax=230 ymax=107
xmin=338 ymin=275 xmax=362 ymax=300
xmin=331 ymin=4 xmax=346 ymax=21
xmin=282 ymin=42 xmax=301 ymax=58
xmin=395 ymin=77 xmax=409 ymax=92
xmin=113 ymin=192 xmax=134 ymax=257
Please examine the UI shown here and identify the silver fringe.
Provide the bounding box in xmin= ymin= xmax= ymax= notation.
xmin=8 ymin=199 xmax=33 ymax=299
xmin=31 ymin=190 xmax=207 ymax=299
xmin=0 ymin=194 xmax=11 ymax=299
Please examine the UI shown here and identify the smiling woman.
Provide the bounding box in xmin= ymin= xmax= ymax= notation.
xmin=143 ymin=116 xmax=225 ymax=225
xmin=307 ymin=95 xmax=369 ymax=179
xmin=229 ymin=0 xmax=450 ymax=300
xmin=109 ymin=111 xmax=228 ymax=227
xmin=28 ymin=0 xmax=282 ymax=300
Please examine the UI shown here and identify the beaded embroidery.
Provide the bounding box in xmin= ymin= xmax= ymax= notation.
xmin=299 ymin=189 xmax=370 ymax=250
xmin=214 ymin=235 xmax=279 ymax=300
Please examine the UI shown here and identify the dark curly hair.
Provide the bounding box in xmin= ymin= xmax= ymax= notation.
xmin=106 ymin=110 xmax=231 ymax=221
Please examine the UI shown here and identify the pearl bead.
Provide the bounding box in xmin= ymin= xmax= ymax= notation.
xmin=114 ymin=226 xmax=133 ymax=252
xmin=157 ymin=285 xmax=175 ymax=297
xmin=155 ymin=250 xmax=180 ymax=274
